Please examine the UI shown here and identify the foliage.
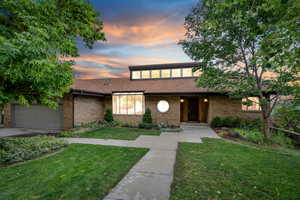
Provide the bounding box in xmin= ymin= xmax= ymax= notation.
xmin=181 ymin=0 xmax=300 ymax=139
xmin=239 ymin=119 xmax=262 ymax=130
xmin=160 ymin=128 xmax=183 ymax=132
xmin=210 ymin=116 xmax=223 ymax=128
xmin=0 ymin=0 xmax=105 ymax=108
xmin=170 ymin=139 xmax=300 ymax=200
xmin=211 ymin=116 xmax=242 ymax=128
xmin=0 ymin=136 xmax=67 ymax=164
xmin=273 ymin=99 xmax=300 ymax=133
xmin=233 ymin=128 xmax=265 ymax=144
xmin=104 ymin=109 xmax=114 ymax=122
xmin=271 ymin=131 xmax=294 ymax=148
xmin=0 ymin=144 xmax=147 ymax=200
xmin=142 ymin=108 xmax=153 ymax=124
xmin=138 ymin=122 xmax=157 ymax=129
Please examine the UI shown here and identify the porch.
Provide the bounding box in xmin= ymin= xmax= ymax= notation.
xmin=180 ymin=96 xmax=209 ymax=123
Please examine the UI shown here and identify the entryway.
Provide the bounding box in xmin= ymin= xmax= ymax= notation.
xmin=180 ymin=96 xmax=209 ymax=123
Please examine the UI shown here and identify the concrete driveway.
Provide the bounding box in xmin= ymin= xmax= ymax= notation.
xmin=0 ymin=128 xmax=55 ymax=138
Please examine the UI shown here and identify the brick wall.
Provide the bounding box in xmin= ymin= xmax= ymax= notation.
xmin=103 ymin=95 xmax=181 ymax=126
xmin=74 ymin=95 xmax=104 ymax=126
xmin=63 ymin=94 xmax=74 ymax=130
xmin=3 ymin=104 xmax=12 ymax=128
xmin=208 ymin=95 xmax=261 ymax=123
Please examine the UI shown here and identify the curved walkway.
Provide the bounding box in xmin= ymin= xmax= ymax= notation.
xmin=65 ymin=125 xmax=219 ymax=200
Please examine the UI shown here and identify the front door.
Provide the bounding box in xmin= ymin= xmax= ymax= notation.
xmin=188 ymin=98 xmax=199 ymax=121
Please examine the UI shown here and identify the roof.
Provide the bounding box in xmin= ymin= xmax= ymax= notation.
xmin=70 ymin=77 xmax=216 ymax=95
xmin=128 ymin=62 xmax=201 ymax=71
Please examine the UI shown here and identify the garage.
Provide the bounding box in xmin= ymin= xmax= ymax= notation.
xmin=12 ymin=104 xmax=63 ymax=130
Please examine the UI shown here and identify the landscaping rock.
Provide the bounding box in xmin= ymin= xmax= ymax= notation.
xmin=228 ymin=129 xmax=243 ymax=139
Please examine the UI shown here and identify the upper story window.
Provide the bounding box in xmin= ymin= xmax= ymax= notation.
xmin=151 ymin=70 xmax=160 ymax=78
xmin=132 ymin=71 xmax=141 ymax=79
xmin=141 ymin=70 xmax=150 ymax=79
xmin=131 ymin=67 xmax=202 ymax=80
xmin=171 ymin=68 xmax=181 ymax=77
xmin=113 ymin=92 xmax=145 ymax=115
xmin=242 ymin=97 xmax=261 ymax=111
xmin=161 ymin=69 xmax=171 ymax=78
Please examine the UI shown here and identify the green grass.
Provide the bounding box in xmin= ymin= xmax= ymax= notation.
xmin=0 ymin=144 xmax=148 ymax=200
xmin=170 ymin=138 xmax=300 ymax=200
xmin=79 ymin=127 xmax=161 ymax=140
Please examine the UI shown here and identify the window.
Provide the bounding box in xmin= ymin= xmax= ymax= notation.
xmin=242 ymin=97 xmax=261 ymax=111
xmin=113 ymin=93 xmax=145 ymax=115
xmin=161 ymin=69 xmax=171 ymax=78
xmin=182 ymin=68 xmax=192 ymax=77
xmin=193 ymin=69 xmax=202 ymax=77
xmin=151 ymin=70 xmax=160 ymax=79
xmin=141 ymin=70 xmax=150 ymax=79
xmin=171 ymin=68 xmax=181 ymax=78
xmin=132 ymin=71 xmax=141 ymax=79
xmin=157 ymin=100 xmax=169 ymax=113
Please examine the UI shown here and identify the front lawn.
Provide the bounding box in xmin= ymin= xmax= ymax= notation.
xmin=170 ymin=138 xmax=300 ymax=200
xmin=0 ymin=144 xmax=148 ymax=200
xmin=79 ymin=127 xmax=161 ymax=140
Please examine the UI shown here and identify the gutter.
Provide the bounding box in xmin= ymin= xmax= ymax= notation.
xmin=70 ymin=89 xmax=104 ymax=97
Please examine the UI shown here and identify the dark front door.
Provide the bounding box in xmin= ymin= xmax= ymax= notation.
xmin=188 ymin=98 xmax=199 ymax=121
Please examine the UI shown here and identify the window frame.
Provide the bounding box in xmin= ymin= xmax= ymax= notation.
xmin=112 ymin=92 xmax=145 ymax=115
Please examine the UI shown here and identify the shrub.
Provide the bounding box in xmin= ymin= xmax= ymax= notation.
xmin=210 ymin=116 xmax=223 ymax=128
xmin=233 ymin=128 xmax=264 ymax=144
xmin=58 ymin=131 xmax=74 ymax=137
xmin=239 ymin=119 xmax=262 ymax=130
xmin=143 ymin=108 xmax=152 ymax=123
xmin=138 ymin=122 xmax=156 ymax=129
xmin=271 ymin=132 xmax=294 ymax=148
xmin=0 ymin=136 xmax=68 ymax=164
xmin=104 ymin=109 xmax=114 ymax=122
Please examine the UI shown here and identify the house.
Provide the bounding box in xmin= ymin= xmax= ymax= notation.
xmin=3 ymin=62 xmax=261 ymax=130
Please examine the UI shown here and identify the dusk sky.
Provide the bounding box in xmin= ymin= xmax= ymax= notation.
xmin=73 ymin=0 xmax=198 ymax=79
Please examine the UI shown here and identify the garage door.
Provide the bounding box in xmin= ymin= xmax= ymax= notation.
xmin=13 ymin=104 xmax=63 ymax=130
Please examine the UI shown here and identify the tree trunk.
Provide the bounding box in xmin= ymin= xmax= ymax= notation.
xmin=260 ymin=96 xmax=272 ymax=140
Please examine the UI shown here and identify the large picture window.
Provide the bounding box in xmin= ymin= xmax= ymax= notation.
xmin=113 ymin=93 xmax=145 ymax=115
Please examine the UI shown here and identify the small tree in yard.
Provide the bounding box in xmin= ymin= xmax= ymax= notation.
xmin=143 ymin=108 xmax=153 ymax=124
xmin=180 ymin=0 xmax=300 ymax=140
xmin=104 ymin=109 xmax=114 ymax=122
xmin=0 ymin=0 xmax=105 ymax=108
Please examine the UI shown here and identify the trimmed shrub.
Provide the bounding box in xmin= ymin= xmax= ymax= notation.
xmin=104 ymin=109 xmax=114 ymax=122
xmin=0 ymin=136 xmax=68 ymax=164
xmin=138 ymin=122 xmax=157 ymax=129
xmin=210 ymin=116 xmax=223 ymax=128
xmin=143 ymin=108 xmax=152 ymax=123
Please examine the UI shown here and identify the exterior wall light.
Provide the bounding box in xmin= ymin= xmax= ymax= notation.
xmin=204 ymin=98 xmax=208 ymax=102
xmin=180 ymin=99 xmax=184 ymax=103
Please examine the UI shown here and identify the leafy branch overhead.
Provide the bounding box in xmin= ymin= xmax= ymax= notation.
xmin=0 ymin=0 xmax=105 ymax=107
xmin=180 ymin=0 xmax=299 ymax=138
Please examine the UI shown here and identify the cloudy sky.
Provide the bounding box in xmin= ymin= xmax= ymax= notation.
xmin=72 ymin=0 xmax=198 ymax=79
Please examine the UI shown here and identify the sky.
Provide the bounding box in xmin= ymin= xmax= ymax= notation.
xmin=72 ymin=0 xmax=198 ymax=79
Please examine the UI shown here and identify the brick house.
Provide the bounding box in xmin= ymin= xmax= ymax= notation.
xmin=3 ymin=62 xmax=261 ymax=130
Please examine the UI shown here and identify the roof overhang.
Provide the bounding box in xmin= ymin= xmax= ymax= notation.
xmin=71 ymin=89 xmax=104 ymax=97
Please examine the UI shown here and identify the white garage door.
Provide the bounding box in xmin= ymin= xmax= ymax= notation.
xmin=13 ymin=104 xmax=63 ymax=130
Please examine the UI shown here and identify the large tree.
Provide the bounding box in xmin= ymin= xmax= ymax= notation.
xmin=0 ymin=0 xmax=105 ymax=108
xmin=180 ymin=0 xmax=299 ymax=139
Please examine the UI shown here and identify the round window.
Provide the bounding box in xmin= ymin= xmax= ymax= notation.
xmin=157 ymin=100 xmax=169 ymax=113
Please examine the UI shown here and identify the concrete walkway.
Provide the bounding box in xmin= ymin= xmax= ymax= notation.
xmin=65 ymin=125 xmax=220 ymax=200
xmin=0 ymin=128 xmax=54 ymax=138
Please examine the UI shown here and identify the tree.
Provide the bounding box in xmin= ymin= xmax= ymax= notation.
xmin=104 ymin=109 xmax=114 ymax=122
xmin=143 ymin=108 xmax=153 ymax=124
xmin=0 ymin=0 xmax=105 ymax=108
xmin=180 ymin=0 xmax=300 ymax=139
